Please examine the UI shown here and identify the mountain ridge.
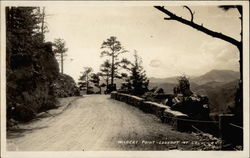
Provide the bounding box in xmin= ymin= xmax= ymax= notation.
xmin=149 ymin=69 xmax=239 ymax=85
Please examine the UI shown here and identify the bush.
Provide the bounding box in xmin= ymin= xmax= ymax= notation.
xmin=53 ymin=73 xmax=79 ymax=98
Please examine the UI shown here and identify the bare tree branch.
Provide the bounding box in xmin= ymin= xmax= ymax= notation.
xmin=164 ymin=17 xmax=174 ymax=20
xmin=183 ymin=6 xmax=194 ymax=22
xmin=154 ymin=6 xmax=241 ymax=50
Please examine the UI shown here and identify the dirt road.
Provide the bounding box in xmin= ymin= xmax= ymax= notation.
xmin=7 ymin=95 xmax=204 ymax=151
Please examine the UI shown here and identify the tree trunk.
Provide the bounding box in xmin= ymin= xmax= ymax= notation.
xmin=111 ymin=53 xmax=114 ymax=85
xmin=61 ymin=52 xmax=63 ymax=74
xmin=99 ymin=86 xmax=102 ymax=94
xmin=86 ymin=74 xmax=88 ymax=94
xmin=238 ymin=45 xmax=243 ymax=84
xmin=106 ymin=76 xmax=109 ymax=91
xmin=41 ymin=7 xmax=45 ymax=42
xmin=236 ymin=10 xmax=243 ymax=125
xmin=239 ymin=10 xmax=243 ymax=84
xmin=6 ymin=7 xmax=10 ymax=68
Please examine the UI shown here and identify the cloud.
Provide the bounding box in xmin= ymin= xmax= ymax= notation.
xmin=45 ymin=6 xmax=240 ymax=80
xmin=198 ymin=39 xmax=239 ymax=71
xmin=149 ymin=59 xmax=162 ymax=68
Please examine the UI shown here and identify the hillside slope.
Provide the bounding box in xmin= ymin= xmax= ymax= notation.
xmin=192 ymin=80 xmax=239 ymax=113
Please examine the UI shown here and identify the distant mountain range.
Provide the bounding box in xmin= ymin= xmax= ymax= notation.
xmin=149 ymin=69 xmax=240 ymax=85
xmin=191 ymin=69 xmax=240 ymax=85
xmin=149 ymin=69 xmax=240 ymax=114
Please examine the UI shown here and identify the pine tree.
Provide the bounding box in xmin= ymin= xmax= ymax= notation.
xmin=53 ymin=38 xmax=68 ymax=74
xmin=126 ymin=52 xmax=149 ymax=96
xmin=100 ymin=36 xmax=128 ymax=87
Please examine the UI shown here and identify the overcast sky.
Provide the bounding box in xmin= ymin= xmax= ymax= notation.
xmin=44 ymin=5 xmax=241 ymax=82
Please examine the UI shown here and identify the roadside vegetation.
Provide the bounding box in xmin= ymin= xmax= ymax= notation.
xmin=6 ymin=7 xmax=79 ymax=124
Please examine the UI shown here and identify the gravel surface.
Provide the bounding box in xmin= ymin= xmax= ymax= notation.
xmin=7 ymin=95 xmax=220 ymax=151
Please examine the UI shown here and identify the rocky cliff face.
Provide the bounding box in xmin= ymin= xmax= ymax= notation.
xmin=7 ymin=43 xmax=81 ymax=122
xmin=6 ymin=7 xmax=79 ymax=123
xmin=7 ymin=43 xmax=60 ymax=122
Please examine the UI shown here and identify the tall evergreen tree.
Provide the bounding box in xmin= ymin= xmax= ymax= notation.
xmin=125 ymin=52 xmax=149 ymax=96
xmin=53 ymin=38 xmax=68 ymax=74
xmin=100 ymin=36 xmax=127 ymax=87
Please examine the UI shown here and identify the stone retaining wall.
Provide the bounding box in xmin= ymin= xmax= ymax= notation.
xmin=111 ymin=91 xmax=190 ymax=131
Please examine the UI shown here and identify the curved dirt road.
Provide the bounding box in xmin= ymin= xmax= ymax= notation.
xmin=7 ymin=95 xmax=201 ymax=151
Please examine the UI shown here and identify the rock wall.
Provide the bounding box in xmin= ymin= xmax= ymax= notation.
xmin=111 ymin=92 xmax=189 ymax=132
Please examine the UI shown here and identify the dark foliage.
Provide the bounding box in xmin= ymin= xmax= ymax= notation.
xmin=53 ymin=73 xmax=80 ymax=97
xmin=6 ymin=7 xmax=59 ymax=122
xmin=122 ymin=52 xmax=149 ymax=96
xmin=174 ymin=76 xmax=193 ymax=97
xmin=78 ymin=67 xmax=93 ymax=94
xmin=89 ymin=73 xmax=102 ymax=94
xmin=99 ymin=60 xmax=111 ymax=92
xmin=167 ymin=76 xmax=210 ymax=120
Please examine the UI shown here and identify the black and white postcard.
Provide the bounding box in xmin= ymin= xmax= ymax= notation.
xmin=0 ymin=1 xmax=249 ymax=158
